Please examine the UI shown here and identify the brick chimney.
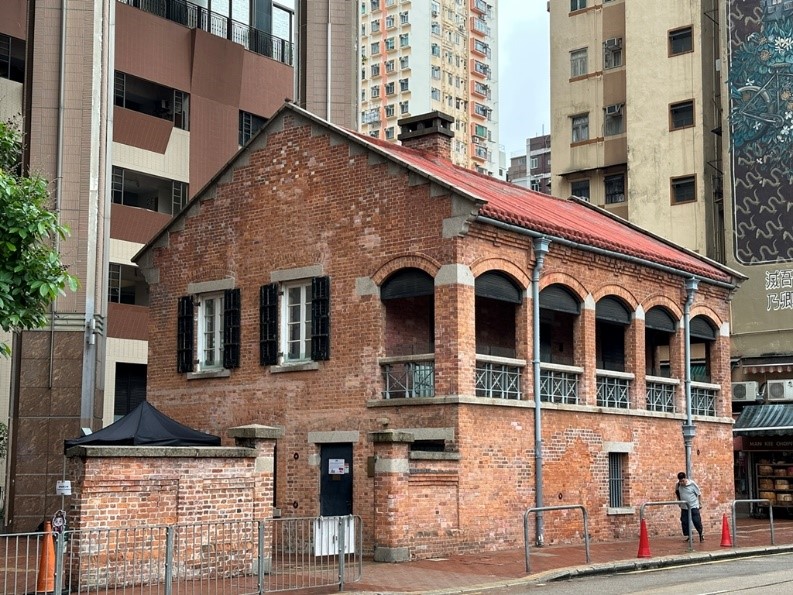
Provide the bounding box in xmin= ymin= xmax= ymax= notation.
xmin=397 ymin=111 xmax=454 ymax=159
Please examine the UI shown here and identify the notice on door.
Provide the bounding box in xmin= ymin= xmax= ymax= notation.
xmin=329 ymin=458 xmax=348 ymax=475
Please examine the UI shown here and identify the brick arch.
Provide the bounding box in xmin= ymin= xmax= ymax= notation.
xmin=371 ymin=254 xmax=443 ymax=286
xmin=538 ymin=272 xmax=588 ymax=302
xmin=689 ymin=306 xmax=725 ymax=331
xmin=591 ymin=285 xmax=640 ymax=310
xmin=470 ymin=257 xmax=530 ymax=290
xmin=641 ymin=295 xmax=684 ymax=321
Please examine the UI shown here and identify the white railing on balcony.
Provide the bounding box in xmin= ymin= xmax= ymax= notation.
xmin=380 ymin=354 xmax=434 ymax=399
xmin=691 ymin=381 xmax=720 ymax=416
xmin=646 ymin=375 xmax=679 ymax=413
xmin=539 ymin=362 xmax=582 ymax=404
xmin=596 ymin=370 xmax=634 ymax=409
xmin=475 ymin=355 xmax=525 ymax=400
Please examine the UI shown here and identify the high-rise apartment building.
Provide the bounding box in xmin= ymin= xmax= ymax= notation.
xmin=507 ymin=134 xmax=551 ymax=193
xmin=0 ymin=0 xmax=294 ymax=531
xmin=549 ymin=1 xmax=793 ymax=408
xmin=358 ymin=0 xmax=500 ymax=177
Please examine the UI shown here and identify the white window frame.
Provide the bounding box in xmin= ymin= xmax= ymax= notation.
xmin=281 ymin=280 xmax=312 ymax=363
xmin=570 ymin=48 xmax=587 ymax=77
xmin=197 ymin=292 xmax=224 ymax=370
xmin=571 ymin=113 xmax=589 ymax=142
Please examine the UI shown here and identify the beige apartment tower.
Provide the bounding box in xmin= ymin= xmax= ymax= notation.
xmin=549 ymin=1 xmax=793 ymax=403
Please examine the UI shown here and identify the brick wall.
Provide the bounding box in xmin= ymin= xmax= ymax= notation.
xmin=140 ymin=110 xmax=736 ymax=559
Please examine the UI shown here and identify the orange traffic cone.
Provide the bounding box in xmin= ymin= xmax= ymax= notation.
xmin=637 ymin=518 xmax=651 ymax=558
xmin=720 ymin=513 xmax=733 ymax=547
xmin=35 ymin=520 xmax=55 ymax=594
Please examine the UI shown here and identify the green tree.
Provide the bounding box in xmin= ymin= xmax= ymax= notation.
xmin=0 ymin=120 xmax=78 ymax=357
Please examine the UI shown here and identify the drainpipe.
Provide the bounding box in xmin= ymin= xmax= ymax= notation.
xmin=49 ymin=0 xmax=69 ymax=388
xmin=326 ymin=0 xmax=332 ymax=119
xmin=532 ymin=237 xmax=551 ymax=547
xmin=683 ymin=277 xmax=699 ymax=480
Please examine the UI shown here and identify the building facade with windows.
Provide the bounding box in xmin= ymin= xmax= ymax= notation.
xmin=136 ymin=104 xmax=741 ymax=560
xmin=358 ymin=0 xmax=500 ymax=177
xmin=550 ymin=0 xmax=721 ymax=258
xmin=0 ymin=0 xmax=294 ymax=531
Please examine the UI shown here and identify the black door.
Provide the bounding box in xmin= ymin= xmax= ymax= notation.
xmin=320 ymin=444 xmax=353 ymax=516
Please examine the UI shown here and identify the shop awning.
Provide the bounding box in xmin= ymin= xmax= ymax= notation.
xmin=733 ymin=404 xmax=793 ymax=436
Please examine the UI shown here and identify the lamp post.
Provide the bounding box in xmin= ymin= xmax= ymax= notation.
xmin=683 ymin=277 xmax=699 ymax=479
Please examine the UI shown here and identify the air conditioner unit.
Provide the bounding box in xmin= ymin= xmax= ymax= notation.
xmin=605 ymin=104 xmax=623 ymax=116
xmin=605 ymin=37 xmax=622 ymax=49
xmin=731 ymin=381 xmax=759 ymax=402
xmin=767 ymin=379 xmax=793 ymax=401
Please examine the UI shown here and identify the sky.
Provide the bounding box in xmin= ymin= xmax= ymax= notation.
xmin=497 ymin=0 xmax=551 ymax=157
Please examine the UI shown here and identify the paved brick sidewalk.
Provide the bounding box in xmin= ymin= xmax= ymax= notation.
xmin=343 ymin=516 xmax=793 ymax=594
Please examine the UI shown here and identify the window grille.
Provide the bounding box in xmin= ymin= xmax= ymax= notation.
xmin=608 ymin=453 xmax=625 ymax=508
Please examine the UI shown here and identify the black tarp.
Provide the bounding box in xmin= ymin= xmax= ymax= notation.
xmin=64 ymin=401 xmax=221 ymax=452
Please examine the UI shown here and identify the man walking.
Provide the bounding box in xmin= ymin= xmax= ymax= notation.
xmin=675 ymin=471 xmax=704 ymax=542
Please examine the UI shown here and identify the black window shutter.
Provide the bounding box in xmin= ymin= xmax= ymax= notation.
xmin=260 ymin=283 xmax=278 ymax=365
xmin=311 ymin=276 xmax=331 ymax=361
xmin=223 ymin=288 xmax=241 ymax=369
xmin=177 ymin=296 xmax=194 ymax=373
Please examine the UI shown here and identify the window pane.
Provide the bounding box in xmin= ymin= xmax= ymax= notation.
xmin=672 ymin=176 xmax=696 ymax=203
xmin=572 ymin=114 xmax=589 ymax=142
xmin=605 ymin=174 xmax=625 ymax=204
xmin=571 ymin=180 xmax=590 ymax=200
xmin=570 ymin=48 xmax=587 ymax=77
xmin=670 ymin=101 xmax=694 ymax=129
xmin=669 ymin=27 xmax=692 ymax=55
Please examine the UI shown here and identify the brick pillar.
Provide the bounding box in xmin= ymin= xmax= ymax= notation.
xmin=576 ymin=298 xmax=597 ymax=406
xmin=711 ymin=324 xmax=731 ymax=417
xmin=627 ymin=315 xmax=645 ymax=409
xmin=228 ymin=425 xmax=283 ymax=520
xmin=668 ymin=321 xmax=686 ymax=413
xmin=434 ymin=264 xmax=476 ymax=397
xmin=370 ymin=430 xmax=414 ymax=562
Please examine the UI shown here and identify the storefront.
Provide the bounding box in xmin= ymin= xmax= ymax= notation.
xmin=733 ymin=404 xmax=793 ymax=515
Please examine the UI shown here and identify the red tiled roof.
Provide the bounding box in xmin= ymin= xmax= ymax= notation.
xmin=351 ymin=132 xmax=736 ymax=285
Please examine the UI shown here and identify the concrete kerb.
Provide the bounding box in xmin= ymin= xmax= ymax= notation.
xmin=519 ymin=544 xmax=793 ymax=589
xmin=376 ymin=544 xmax=793 ymax=595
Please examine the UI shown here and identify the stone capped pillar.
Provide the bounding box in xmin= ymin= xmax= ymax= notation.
xmin=370 ymin=430 xmax=414 ymax=562
xmin=433 ymin=264 xmax=476 ymax=398
xmin=228 ymin=424 xmax=283 ymax=519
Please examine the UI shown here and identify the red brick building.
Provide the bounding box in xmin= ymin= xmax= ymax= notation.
xmin=135 ymin=104 xmax=743 ymax=561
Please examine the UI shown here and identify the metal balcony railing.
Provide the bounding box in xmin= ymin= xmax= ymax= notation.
xmin=646 ymin=376 xmax=679 ymax=413
xmin=380 ymin=355 xmax=435 ymax=399
xmin=596 ymin=370 xmax=633 ymax=409
xmin=691 ymin=382 xmax=719 ymax=416
xmin=119 ymin=0 xmax=293 ymax=65
xmin=475 ymin=355 xmax=524 ymax=400
xmin=539 ymin=363 xmax=582 ymax=404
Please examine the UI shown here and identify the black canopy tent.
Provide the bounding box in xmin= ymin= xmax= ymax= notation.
xmin=64 ymin=401 xmax=221 ymax=452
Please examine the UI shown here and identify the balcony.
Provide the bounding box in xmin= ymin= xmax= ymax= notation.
xmin=691 ymin=382 xmax=719 ymax=416
xmin=646 ymin=376 xmax=678 ymax=413
xmin=380 ymin=355 xmax=435 ymax=399
xmin=475 ymin=355 xmax=524 ymax=400
xmin=118 ymin=0 xmax=293 ymax=65
xmin=596 ymin=370 xmax=633 ymax=409
xmin=540 ymin=363 xmax=582 ymax=404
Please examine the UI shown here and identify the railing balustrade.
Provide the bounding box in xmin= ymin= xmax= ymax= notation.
xmin=646 ymin=375 xmax=679 ymax=413
xmin=380 ymin=355 xmax=435 ymax=399
xmin=118 ymin=0 xmax=293 ymax=65
xmin=596 ymin=370 xmax=633 ymax=408
xmin=539 ymin=362 xmax=582 ymax=404
xmin=691 ymin=381 xmax=719 ymax=416
xmin=475 ymin=355 xmax=524 ymax=399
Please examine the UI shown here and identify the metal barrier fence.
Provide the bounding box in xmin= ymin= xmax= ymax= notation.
xmin=640 ymin=500 xmax=694 ymax=550
xmin=732 ymin=499 xmax=775 ymax=546
xmin=523 ymin=505 xmax=590 ymax=573
xmin=0 ymin=515 xmax=361 ymax=594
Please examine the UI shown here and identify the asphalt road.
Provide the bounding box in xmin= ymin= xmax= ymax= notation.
xmin=491 ymin=552 xmax=793 ymax=594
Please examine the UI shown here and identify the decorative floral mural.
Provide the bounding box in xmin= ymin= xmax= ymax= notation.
xmin=729 ymin=0 xmax=793 ymax=264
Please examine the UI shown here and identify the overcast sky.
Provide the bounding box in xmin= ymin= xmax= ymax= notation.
xmin=497 ymin=0 xmax=550 ymax=157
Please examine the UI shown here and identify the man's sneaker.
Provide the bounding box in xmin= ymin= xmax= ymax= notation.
xmin=699 ymin=535 xmax=705 ymax=542
xmin=683 ymin=536 xmax=691 ymax=541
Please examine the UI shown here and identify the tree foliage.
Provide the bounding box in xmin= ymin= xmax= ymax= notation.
xmin=0 ymin=120 xmax=78 ymax=356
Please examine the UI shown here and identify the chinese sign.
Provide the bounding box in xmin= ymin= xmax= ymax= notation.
xmin=766 ymin=268 xmax=793 ymax=311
